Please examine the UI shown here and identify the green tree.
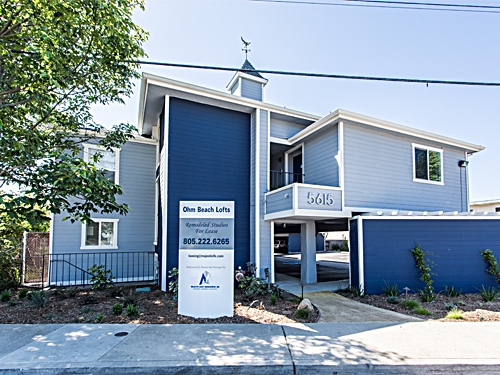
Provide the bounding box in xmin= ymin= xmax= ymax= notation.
xmin=0 ymin=0 xmax=148 ymax=226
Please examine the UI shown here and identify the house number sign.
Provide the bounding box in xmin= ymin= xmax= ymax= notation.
xmin=307 ymin=192 xmax=334 ymax=206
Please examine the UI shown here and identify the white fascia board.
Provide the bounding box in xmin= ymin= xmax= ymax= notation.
xmin=264 ymin=209 xmax=352 ymax=222
xmin=78 ymin=130 xmax=157 ymax=146
xmin=226 ymin=71 xmax=268 ymax=91
xmin=471 ymin=199 xmax=500 ymax=206
xmin=269 ymin=136 xmax=291 ymax=145
xmin=289 ymin=108 xmax=485 ymax=153
xmin=137 ymin=75 xmax=149 ymax=135
xmin=141 ymin=73 xmax=319 ymax=122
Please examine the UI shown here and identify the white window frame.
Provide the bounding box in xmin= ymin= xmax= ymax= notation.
xmin=412 ymin=143 xmax=444 ymax=185
xmin=80 ymin=218 xmax=119 ymax=250
xmin=83 ymin=144 xmax=120 ymax=184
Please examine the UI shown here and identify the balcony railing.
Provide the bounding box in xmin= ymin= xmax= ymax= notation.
xmin=270 ymin=170 xmax=305 ymax=190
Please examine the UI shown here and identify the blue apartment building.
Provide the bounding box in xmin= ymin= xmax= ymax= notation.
xmin=49 ymin=61 xmax=500 ymax=294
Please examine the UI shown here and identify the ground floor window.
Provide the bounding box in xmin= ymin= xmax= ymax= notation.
xmin=81 ymin=219 xmax=118 ymax=249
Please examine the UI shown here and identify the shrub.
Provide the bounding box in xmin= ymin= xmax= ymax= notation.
xmin=1 ymin=289 xmax=12 ymax=302
xmin=481 ymin=249 xmax=500 ymax=284
xmin=0 ymin=246 xmax=21 ymax=290
xmin=478 ymin=285 xmax=500 ymax=302
xmin=444 ymin=285 xmax=462 ymax=297
xmin=270 ymin=285 xmax=283 ymax=299
xmin=88 ymin=264 xmax=114 ymax=291
xmin=294 ymin=308 xmax=310 ymax=319
xmin=400 ymin=299 xmax=421 ymax=310
xmin=126 ymin=303 xmax=139 ymax=317
xmin=168 ymin=268 xmax=178 ymax=299
xmin=109 ymin=286 xmax=124 ymax=297
xmin=238 ymin=276 xmax=268 ymax=298
xmin=123 ymin=290 xmax=137 ymax=307
xmin=387 ymin=296 xmax=399 ymax=304
xmin=95 ymin=313 xmax=104 ymax=323
xmin=28 ymin=290 xmax=46 ymax=308
xmin=444 ymin=302 xmax=457 ymax=311
xmin=382 ymin=281 xmax=399 ymax=297
xmin=445 ymin=308 xmax=463 ymax=319
xmin=340 ymin=239 xmax=349 ymax=252
xmin=350 ymin=285 xmax=365 ymax=298
xmin=112 ymin=303 xmax=123 ymax=315
xmin=17 ymin=288 xmax=29 ymax=299
xmin=413 ymin=306 xmax=431 ymax=316
xmin=269 ymin=294 xmax=278 ymax=306
xmin=411 ymin=244 xmax=436 ymax=302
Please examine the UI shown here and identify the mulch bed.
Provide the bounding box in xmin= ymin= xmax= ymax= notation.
xmin=0 ymin=285 xmax=318 ymax=324
xmin=337 ymin=289 xmax=500 ymax=321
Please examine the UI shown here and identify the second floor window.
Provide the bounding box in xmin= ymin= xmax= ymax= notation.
xmin=84 ymin=144 xmax=120 ymax=184
xmin=413 ymin=144 xmax=443 ymax=184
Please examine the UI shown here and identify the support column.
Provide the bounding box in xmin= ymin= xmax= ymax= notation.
xmin=300 ymin=221 xmax=317 ymax=284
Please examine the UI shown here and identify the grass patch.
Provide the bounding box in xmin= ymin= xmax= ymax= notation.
xmin=413 ymin=306 xmax=431 ymax=316
xmin=294 ymin=308 xmax=310 ymax=319
xmin=400 ymin=299 xmax=421 ymax=310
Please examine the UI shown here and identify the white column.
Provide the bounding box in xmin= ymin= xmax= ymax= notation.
xmin=300 ymin=221 xmax=317 ymax=284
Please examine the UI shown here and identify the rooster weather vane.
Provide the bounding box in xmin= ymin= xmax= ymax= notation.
xmin=241 ymin=37 xmax=251 ymax=59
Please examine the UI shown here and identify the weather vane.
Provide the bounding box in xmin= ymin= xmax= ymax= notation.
xmin=241 ymin=37 xmax=251 ymax=59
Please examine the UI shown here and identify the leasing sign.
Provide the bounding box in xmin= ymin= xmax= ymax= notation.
xmin=178 ymin=201 xmax=234 ymax=318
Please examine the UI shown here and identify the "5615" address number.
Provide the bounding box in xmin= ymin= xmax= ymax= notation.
xmin=307 ymin=192 xmax=334 ymax=206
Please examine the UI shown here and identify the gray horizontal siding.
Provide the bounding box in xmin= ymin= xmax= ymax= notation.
xmin=304 ymin=125 xmax=339 ymax=186
xmin=361 ymin=218 xmax=500 ymax=294
xmin=259 ymin=110 xmax=272 ymax=274
xmin=241 ymin=78 xmax=262 ymax=101
xmin=266 ymin=186 xmax=293 ymax=214
xmin=296 ymin=186 xmax=342 ymax=211
xmin=52 ymin=141 xmax=157 ymax=254
xmin=343 ymin=121 xmax=467 ymax=211
xmin=230 ymin=79 xmax=239 ymax=95
xmin=270 ymin=118 xmax=308 ymax=139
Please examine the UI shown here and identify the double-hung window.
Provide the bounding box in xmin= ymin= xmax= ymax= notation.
xmin=413 ymin=144 xmax=443 ymax=184
xmin=81 ymin=218 xmax=119 ymax=249
xmin=83 ymin=144 xmax=120 ymax=184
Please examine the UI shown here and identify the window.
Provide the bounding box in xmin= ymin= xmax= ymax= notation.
xmin=496 ymin=207 xmax=500 ymax=213
xmin=413 ymin=144 xmax=443 ymax=184
xmin=81 ymin=219 xmax=118 ymax=249
xmin=83 ymin=144 xmax=120 ymax=184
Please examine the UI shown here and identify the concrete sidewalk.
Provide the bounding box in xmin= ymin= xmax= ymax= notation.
xmin=1 ymin=322 xmax=500 ymax=374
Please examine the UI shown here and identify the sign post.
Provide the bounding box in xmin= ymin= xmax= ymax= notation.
xmin=178 ymin=201 xmax=234 ymax=318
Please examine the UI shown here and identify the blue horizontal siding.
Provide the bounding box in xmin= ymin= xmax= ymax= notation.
xmin=266 ymin=186 xmax=294 ymax=214
xmin=344 ymin=121 xmax=467 ymax=211
xmin=361 ymin=218 xmax=500 ymax=294
xmin=304 ymin=126 xmax=339 ymax=187
xmin=167 ymin=98 xmax=251 ymax=271
xmin=241 ymin=79 xmax=262 ymax=101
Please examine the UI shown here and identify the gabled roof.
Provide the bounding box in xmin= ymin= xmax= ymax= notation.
xmin=240 ymin=59 xmax=264 ymax=79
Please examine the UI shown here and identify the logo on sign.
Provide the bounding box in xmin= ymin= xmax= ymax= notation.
xmin=199 ymin=271 xmax=211 ymax=285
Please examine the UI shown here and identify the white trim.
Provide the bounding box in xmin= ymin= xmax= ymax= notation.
xmin=357 ymin=217 xmax=364 ymax=290
xmin=293 ymin=184 xmax=299 ymax=211
xmin=264 ymin=184 xmax=294 ymax=196
xmin=255 ymin=109 xmax=261 ymax=277
xmin=264 ymin=208 xmax=352 ymax=222
xmin=269 ymin=136 xmax=291 ymax=145
xmin=139 ymin=73 xmax=318 ymax=135
xmin=349 ymin=214 xmax=500 ymax=220
xmin=288 ymin=108 xmax=484 ymax=153
xmin=270 ymin=221 xmax=275 ymax=284
xmin=267 ymin=111 xmax=271 ymax=192
xmin=49 ymin=214 xmax=54 ymax=256
xmin=295 ymin=183 xmax=342 ymax=191
xmin=465 ymin=151 xmax=470 ymax=212
xmin=161 ymin=96 xmax=170 ymax=291
xmin=83 ymin=143 xmax=121 ymax=185
xmin=338 ymin=121 xmax=345 ymax=210
xmin=412 ymin=143 xmax=444 ymax=185
xmin=284 ymin=143 xmax=304 ymax=185
xmin=80 ymin=218 xmax=119 ymax=250
xmin=347 ymin=218 xmax=351 ymax=286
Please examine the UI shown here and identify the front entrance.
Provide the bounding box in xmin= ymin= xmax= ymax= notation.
xmin=272 ymin=221 xmax=349 ymax=284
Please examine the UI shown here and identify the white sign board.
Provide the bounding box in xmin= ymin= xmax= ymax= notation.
xmin=178 ymin=201 xmax=234 ymax=318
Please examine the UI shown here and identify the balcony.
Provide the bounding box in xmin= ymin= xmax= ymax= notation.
xmin=264 ymin=183 xmax=347 ymax=221
xmin=270 ymin=170 xmax=305 ymax=190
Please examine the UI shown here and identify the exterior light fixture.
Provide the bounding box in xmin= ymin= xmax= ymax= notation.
xmin=458 ymin=160 xmax=469 ymax=167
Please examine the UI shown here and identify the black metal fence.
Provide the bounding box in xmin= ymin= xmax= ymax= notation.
xmin=270 ymin=170 xmax=305 ymax=190
xmin=41 ymin=251 xmax=156 ymax=287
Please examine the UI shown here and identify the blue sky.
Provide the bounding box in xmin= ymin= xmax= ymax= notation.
xmin=91 ymin=0 xmax=499 ymax=202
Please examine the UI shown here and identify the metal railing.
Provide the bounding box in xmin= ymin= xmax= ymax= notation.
xmin=41 ymin=251 xmax=156 ymax=287
xmin=270 ymin=170 xmax=304 ymax=190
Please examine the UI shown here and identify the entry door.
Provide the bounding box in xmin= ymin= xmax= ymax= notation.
xmin=293 ymin=154 xmax=303 ymax=183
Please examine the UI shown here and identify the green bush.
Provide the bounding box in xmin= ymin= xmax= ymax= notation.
xmin=340 ymin=239 xmax=349 ymax=252
xmin=88 ymin=264 xmax=114 ymax=290
xmin=478 ymin=285 xmax=500 ymax=302
xmin=269 ymin=294 xmax=278 ymax=306
xmin=382 ymin=281 xmax=399 ymax=297
xmin=294 ymin=308 xmax=310 ymax=319
xmin=238 ymin=276 xmax=268 ymax=298
xmin=445 ymin=308 xmax=463 ymax=319
xmin=411 ymin=244 xmax=436 ymax=302
xmin=387 ymin=296 xmax=399 ymax=304
xmin=112 ymin=303 xmax=123 ymax=315
xmin=27 ymin=290 xmax=46 ymax=308
xmin=400 ymin=299 xmax=421 ymax=310
xmin=413 ymin=306 xmax=431 ymax=316
xmin=0 ymin=247 xmax=21 ymax=290
xmin=1 ymin=289 xmax=12 ymax=302
xmin=125 ymin=303 xmax=139 ymax=317
xmin=94 ymin=313 xmax=104 ymax=323
xmin=168 ymin=267 xmax=178 ymax=299
xmin=17 ymin=288 xmax=29 ymax=299
xmin=481 ymin=249 xmax=500 ymax=284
